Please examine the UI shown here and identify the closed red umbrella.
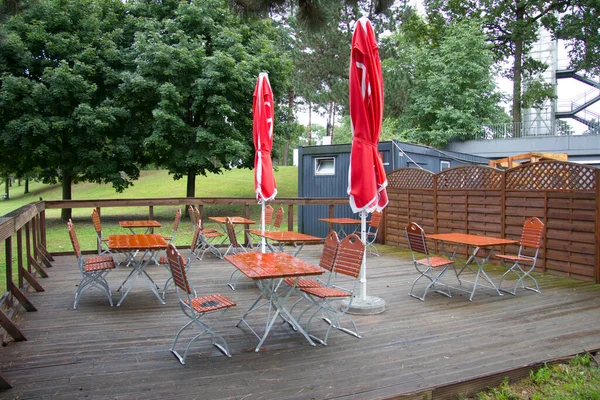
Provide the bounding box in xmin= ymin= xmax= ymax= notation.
xmin=348 ymin=18 xmax=388 ymax=303
xmin=253 ymin=72 xmax=276 ymax=253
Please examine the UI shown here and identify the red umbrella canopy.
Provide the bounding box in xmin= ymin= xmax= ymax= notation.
xmin=253 ymin=72 xmax=277 ymax=202
xmin=348 ymin=17 xmax=388 ymax=214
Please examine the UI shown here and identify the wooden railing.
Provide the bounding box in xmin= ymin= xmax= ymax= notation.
xmin=0 ymin=196 xmax=349 ymax=352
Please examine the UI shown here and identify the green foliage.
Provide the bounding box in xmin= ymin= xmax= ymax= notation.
xmin=382 ymin=17 xmax=505 ymax=147
xmin=470 ymin=354 xmax=600 ymax=400
xmin=121 ymin=0 xmax=292 ymax=196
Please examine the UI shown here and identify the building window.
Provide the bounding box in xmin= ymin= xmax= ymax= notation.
xmin=440 ymin=160 xmax=451 ymax=171
xmin=379 ymin=151 xmax=389 ymax=166
xmin=315 ymin=157 xmax=335 ymax=175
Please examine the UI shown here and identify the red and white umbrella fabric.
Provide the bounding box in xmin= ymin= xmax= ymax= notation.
xmin=253 ymin=72 xmax=276 ymax=253
xmin=348 ymin=17 xmax=388 ymax=300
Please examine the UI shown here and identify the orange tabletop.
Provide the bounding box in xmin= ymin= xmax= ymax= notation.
xmin=119 ymin=220 xmax=162 ymax=229
xmin=426 ymin=233 xmax=517 ymax=247
xmin=209 ymin=216 xmax=255 ymax=225
xmin=225 ymin=252 xmax=323 ymax=280
xmin=249 ymin=230 xmax=322 ymax=244
xmin=318 ymin=217 xmax=362 ymax=224
xmin=108 ymin=234 xmax=168 ymax=251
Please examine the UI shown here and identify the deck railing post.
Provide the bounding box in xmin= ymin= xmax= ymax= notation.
xmin=287 ymin=204 xmax=294 ymax=231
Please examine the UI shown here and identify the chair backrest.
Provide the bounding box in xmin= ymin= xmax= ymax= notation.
xmin=319 ymin=230 xmax=340 ymax=272
xmin=405 ymin=222 xmax=428 ymax=256
xmin=67 ymin=219 xmax=82 ymax=260
xmin=520 ymin=217 xmax=545 ymax=249
xmin=190 ymin=221 xmax=202 ymax=251
xmin=188 ymin=205 xmax=198 ymax=227
xmin=172 ymin=208 xmax=182 ymax=232
xmin=332 ymin=233 xmax=364 ymax=278
xmin=166 ymin=243 xmax=193 ymax=295
xmin=273 ymin=207 xmax=284 ymax=230
xmin=91 ymin=209 xmax=102 ymax=237
xmin=225 ymin=217 xmax=240 ymax=248
xmin=264 ymin=204 xmax=274 ymax=227
xmin=369 ymin=210 xmax=383 ymax=229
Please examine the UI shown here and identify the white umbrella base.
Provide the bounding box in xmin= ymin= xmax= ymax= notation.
xmin=342 ymin=295 xmax=386 ymax=315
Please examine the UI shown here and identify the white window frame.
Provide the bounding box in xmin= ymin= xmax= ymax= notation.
xmin=315 ymin=157 xmax=336 ymax=176
xmin=440 ymin=160 xmax=451 ymax=171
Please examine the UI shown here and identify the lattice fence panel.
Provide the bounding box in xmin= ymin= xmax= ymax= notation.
xmin=506 ymin=161 xmax=597 ymax=191
xmin=387 ymin=168 xmax=433 ymax=189
xmin=437 ymin=166 xmax=502 ymax=189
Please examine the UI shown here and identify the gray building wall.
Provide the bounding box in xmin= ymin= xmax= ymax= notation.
xmin=445 ymin=135 xmax=600 ymax=168
xmin=298 ymin=140 xmax=489 ymax=237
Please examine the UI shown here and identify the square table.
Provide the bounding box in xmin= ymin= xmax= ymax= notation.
xmin=108 ymin=234 xmax=168 ymax=306
xmin=119 ymin=220 xmax=162 ymax=234
xmin=426 ymin=232 xmax=518 ymax=301
xmin=209 ymin=216 xmax=256 ymax=247
xmin=249 ymin=230 xmax=323 ymax=256
xmin=224 ymin=252 xmax=324 ymax=352
xmin=318 ymin=217 xmax=362 ymax=237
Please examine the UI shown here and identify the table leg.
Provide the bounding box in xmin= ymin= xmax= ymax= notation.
xmin=117 ymin=249 xmax=165 ymax=306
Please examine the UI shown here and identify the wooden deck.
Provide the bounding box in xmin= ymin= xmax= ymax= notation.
xmin=2 ymin=244 xmax=600 ymax=399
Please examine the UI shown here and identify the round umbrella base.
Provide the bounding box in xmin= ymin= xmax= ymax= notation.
xmin=342 ymin=295 xmax=386 ymax=315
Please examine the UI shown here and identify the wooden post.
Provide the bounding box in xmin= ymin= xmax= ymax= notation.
xmin=328 ymin=204 xmax=335 ymax=233
xmin=17 ymin=228 xmax=23 ymax=288
xmin=25 ymin=222 xmax=31 ymax=273
xmin=149 ymin=205 xmax=154 ymax=220
xmin=287 ymin=204 xmax=294 ymax=231
xmin=5 ymin=237 xmax=12 ymax=293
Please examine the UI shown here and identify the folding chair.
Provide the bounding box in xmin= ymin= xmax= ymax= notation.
xmin=163 ymin=208 xmax=182 ymax=244
xmin=162 ymin=221 xmax=204 ymax=299
xmin=355 ymin=210 xmax=383 ymax=256
xmin=495 ymin=217 xmax=545 ymax=295
xmin=67 ymin=219 xmax=115 ymax=309
xmin=225 ymin=217 xmax=248 ymax=290
xmin=298 ymin=233 xmax=364 ymax=345
xmin=405 ymin=222 xmax=455 ymax=301
xmin=91 ymin=209 xmax=115 ymax=258
xmin=283 ymin=231 xmax=340 ymax=318
xmin=195 ymin=219 xmax=224 ymax=260
xmin=265 ymin=207 xmax=285 ymax=252
xmin=248 ymin=204 xmax=274 ymax=249
xmin=165 ymin=243 xmax=236 ymax=364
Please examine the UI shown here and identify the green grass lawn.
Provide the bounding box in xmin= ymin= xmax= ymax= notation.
xmin=1 ymin=167 xmax=298 ymax=288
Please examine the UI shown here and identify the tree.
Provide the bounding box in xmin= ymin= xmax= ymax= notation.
xmin=425 ymin=0 xmax=600 ymax=126
xmin=0 ymin=0 xmax=139 ymax=219
xmin=122 ymin=0 xmax=291 ymax=198
xmin=382 ymin=17 xmax=506 ymax=147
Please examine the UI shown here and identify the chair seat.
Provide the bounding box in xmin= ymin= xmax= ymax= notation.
xmin=283 ymin=277 xmax=325 ymax=289
xmin=202 ymin=231 xmax=224 ymax=239
xmin=162 ymin=236 xmax=172 ymax=241
xmin=301 ymin=286 xmax=351 ymax=299
xmin=495 ymin=254 xmax=533 ymax=263
xmin=416 ymin=256 xmax=453 ymax=268
xmin=84 ymin=260 xmax=115 ymax=272
xmin=186 ymin=294 xmax=236 ymax=313
xmin=86 ymin=255 xmax=114 ymax=264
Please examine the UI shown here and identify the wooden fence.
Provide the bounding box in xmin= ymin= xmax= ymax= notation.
xmin=384 ymin=161 xmax=600 ymax=283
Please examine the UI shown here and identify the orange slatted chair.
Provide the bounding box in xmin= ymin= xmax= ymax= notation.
xmin=163 ymin=208 xmax=182 ymax=244
xmin=298 ymin=233 xmax=364 ymax=345
xmin=165 ymin=243 xmax=236 ymax=364
xmin=91 ymin=209 xmax=115 ymax=259
xmin=405 ymin=222 xmax=455 ymax=301
xmin=225 ymin=217 xmax=248 ymax=290
xmin=67 ymin=219 xmax=115 ymax=309
xmin=272 ymin=207 xmax=284 ymax=231
xmin=495 ymin=217 xmax=545 ymax=295
xmin=355 ymin=210 xmax=383 ymax=257
xmin=283 ymin=231 xmax=340 ymax=316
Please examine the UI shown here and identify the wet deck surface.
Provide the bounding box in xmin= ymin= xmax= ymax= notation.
xmin=2 ymin=244 xmax=600 ymax=399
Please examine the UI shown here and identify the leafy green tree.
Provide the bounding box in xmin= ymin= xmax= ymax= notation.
xmin=425 ymin=0 xmax=600 ymax=126
xmin=122 ymin=0 xmax=291 ymax=198
xmin=0 ymin=0 xmax=139 ymax=219
xmin=383 ymin=18 xmax=505 ymax=147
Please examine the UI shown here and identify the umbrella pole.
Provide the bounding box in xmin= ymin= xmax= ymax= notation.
xmin=360 ymin=209 xmax=367 ymax=300
xmin=261 ymin=201 xmax=266 ymax=253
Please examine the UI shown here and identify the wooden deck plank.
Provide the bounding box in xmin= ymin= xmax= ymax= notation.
xmin=2 ymin=245 xmax=600 ymax=399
